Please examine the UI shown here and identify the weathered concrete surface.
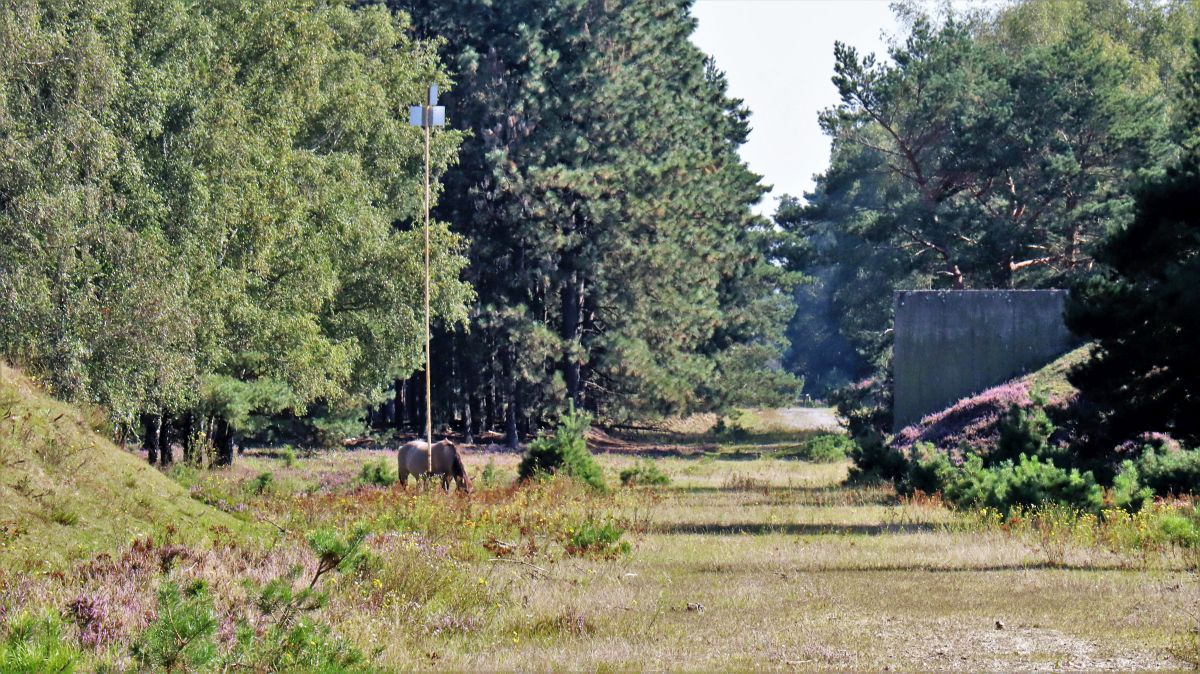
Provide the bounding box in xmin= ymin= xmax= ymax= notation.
xmin=893 ymin=290 xmax=1075 ymax=429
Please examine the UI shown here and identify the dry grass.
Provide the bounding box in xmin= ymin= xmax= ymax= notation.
xmin=2 ymin=433 xmax=1196 ymax=670
xmin=214 ymin=447 xmax=1194 ymax=671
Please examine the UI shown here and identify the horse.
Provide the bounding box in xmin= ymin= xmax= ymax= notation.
xmin=397 ymin=439 xmax=473 ymax=492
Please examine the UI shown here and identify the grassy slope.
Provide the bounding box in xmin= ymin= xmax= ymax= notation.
xmin=0 ymin=364 xmax=244 ymax=571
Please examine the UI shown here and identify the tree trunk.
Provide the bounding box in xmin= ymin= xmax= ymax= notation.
xmin=504 ymin=350 xmax=519 ymax=450
xmin=141 ymin=413 xmax=160 ymax=465
xmin=159 ymin=414 xmax=173 ymax=466
xmin=213 ymin=418 xmax=235 ymax=466
xmin=181 ymin=413 xmax=195 ymax=465
xmin=398 ymin=378 xmax=412 ymax=429
xmin=561 ymin=270 xmax=584 ymax=407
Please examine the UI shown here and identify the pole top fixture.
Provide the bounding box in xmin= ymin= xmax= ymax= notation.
xmin=408 ymin=84 xmax=445 ymax=128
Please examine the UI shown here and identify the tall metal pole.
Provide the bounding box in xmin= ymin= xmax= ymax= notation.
xmin=424 ymin=103 xmax=433 ymax=465
xmin=409 ymin=85 xmax=443 ymax=476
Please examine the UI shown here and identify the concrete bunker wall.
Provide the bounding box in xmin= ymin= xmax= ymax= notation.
xmin=892 ymin=290 xmax=1075 ymax=429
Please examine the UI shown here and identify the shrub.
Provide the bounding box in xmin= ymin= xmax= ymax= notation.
xmin=252 ymin=471 xmax=275 ymax=496
xmin=48 ymin=502 xmax=79 ymax=526
xmin=358 ymin=459 xmax=397 ymax=488
xmin=944 ymin=454 xmax=1103 ymax=515
xmin=846 ymin=434 xmax=907 ymax=484
xmin=1137 ymin=447 xmax=1200 ymax=496
xmin=801 ymin=434 xmax=854 ymax=462
xmin=281 ymin=446 xmax=298 ymax=468
xmin=131 ymin=580 xmax=219 ymax=671
xmin=518 ymin=404 xmax=605 ymax=491
xmin=993 ymin=403 xmax=1061 ymax=465
xmin=0 ymin=611 xmax=85 ymax=673
xmin=834 ymin=377 xmax=898 ymax=482
xmin=564 ymin=520 xmax=630 ymax=558
xmin=899 ymin=443 xmax=957 ymax=496
xmin=1112 ymin=459 xmax=1154 ymax=512
xmin=480 ymin=460 xmax=498 ymax=488
xmin=619 ymin=460 xmax=670 ymax=487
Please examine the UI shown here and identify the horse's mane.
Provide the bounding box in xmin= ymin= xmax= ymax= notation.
xmin=446 ymin=441 xmax=471 ymax=488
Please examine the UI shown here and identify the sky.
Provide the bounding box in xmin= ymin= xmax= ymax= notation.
xmin=690 ymin=0 xmax=901 ymax=215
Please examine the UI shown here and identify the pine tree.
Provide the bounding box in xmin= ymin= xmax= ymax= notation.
xmin=1067 ymin=36 xmax=1200 ymax=449
xmin=392 ymin=0 xmax=798 ymax=436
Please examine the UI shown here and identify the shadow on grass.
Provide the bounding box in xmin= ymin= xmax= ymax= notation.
xmin=671 ymin=486 xmax=897 ymax=505
xmin=653 ymin=522 xmax=939 ymax=536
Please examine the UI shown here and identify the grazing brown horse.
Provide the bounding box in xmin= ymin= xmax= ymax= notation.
xmin=397 ymin=439 xmax=472 ymax=492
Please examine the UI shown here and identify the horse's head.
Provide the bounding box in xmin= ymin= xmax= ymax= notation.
xmin=438 ymin=440 xmax=473 ymax=493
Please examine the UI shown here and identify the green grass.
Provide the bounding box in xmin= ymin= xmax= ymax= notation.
xmin=0 ymin=364 xmax=247 ymax=571
xmin=1027 ymin=345 xmax=1093 ymax=403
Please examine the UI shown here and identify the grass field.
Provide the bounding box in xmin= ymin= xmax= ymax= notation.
xmin=109 ymin=449 xmax=1200 ymax=670
xmin=1 ymin=369 xmax=1197 ymax=671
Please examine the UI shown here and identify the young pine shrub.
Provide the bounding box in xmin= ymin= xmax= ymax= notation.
xmin=564 ymin=520 xmax=630 ymax=558
xmin=0 ymin=611 xmax=85 ymax=673
xmin=1112 ymin=459 xmax=1154 ymax=512
xmin=801 ymin=434 xmax=855 ymax=462
xmin=993 ymin=402 xmax=1063 ymax=465
xmin=131 ymin=580 xmax=219 ymax=671
xmin=1136 ymin=447 xmax=1200 ymax=497
xmin=518 ymin=404 xmax=605 ymax=491
xmin=619 ymin=460 xmax=670 ymax=487
xmin=944 ymin=454 xmax=1103 ymax=515
xmin=280 ymin=445 xmax=298 ymax=468
xmin=357 ymin=458 xmax=397 ymax=488
xmin=899 ymin=443 xmax=957 ymax=496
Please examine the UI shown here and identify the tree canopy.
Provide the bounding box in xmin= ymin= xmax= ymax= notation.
xmin=0 ymin=0 xmax=472 ymax=460
xmin=779 ymin=0 xmax=1192 ymax=391
xmin=392 ymin=0 xmax=799 ymax=440
xmin=1067 ymin=35 xmax=1200 ymax=449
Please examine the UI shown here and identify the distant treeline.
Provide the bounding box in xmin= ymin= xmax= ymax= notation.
xmin=0 ymin=0 xmax=799 ymax=460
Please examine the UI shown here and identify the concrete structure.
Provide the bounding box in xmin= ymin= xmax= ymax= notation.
xmin=892 ymin=290 xmax=1076 ymax=429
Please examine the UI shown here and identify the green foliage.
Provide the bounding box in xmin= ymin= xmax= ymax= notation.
xmin=305 ymin=525 xmax=369 ymax=577
xmin=358 ymin=459 xmax=397 ymax=488
xmin=944 ymin=454 xmax=1103 ymax=515
xmin=252 ymin=472 xmax=275 ymax=496
xmin=835 ymin=378 xmax=905 ymax=483
xmin=848 ymin=436 xmax=908 ymax=485
xmin=800 ymin=434 xmax=855 ymax=463
xmin=1134 ymin=447 xmax=1200 ymax=497
xmin=479 ymin=460 xmax=498 ymax=488
xmin=281 ymin=447 xmax=298 ymax=469
xmin=1112 ymin=460 xmax=1154 ymax=512
xmin=0 ymin=611 xmax=84 ymax=673
xmin=564 ymin=521 xmax=630 ymax=558
xmin=47 ymin=502 xmax=79 ymax=527
xmin=395 ymin=0 xmax=799 ymax=426
xmin=993 ymin=403 xmax=1062 ymax=465
xmin=519 ymin=405 xmax=605 ymax=491
xmin=619 ymin=460 xmax=671 ymax=488
xmin=131 ymin=580 xmax=219 ymax=672
xmin=1069 ymin=38 xmax=1200 ymax=451
xmin=900 ymin=443 xmax=958 ymax=496
xmin=0 ymin=0 xmax=472 ymax=450
xmin=779 ymin=3 xmax=1175 ymax=385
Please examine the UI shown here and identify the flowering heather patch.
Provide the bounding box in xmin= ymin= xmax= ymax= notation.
xmin=1114 ymin=432 xmax=1183 ymax=458
xmin=892 ymin=380 xmax=1032 ymax=460
xmin=66 ymin=594 xmax=117 ymax=649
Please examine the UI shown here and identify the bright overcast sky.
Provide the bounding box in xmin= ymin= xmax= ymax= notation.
xmin=691 ymin=0 xmax=901 ymax=215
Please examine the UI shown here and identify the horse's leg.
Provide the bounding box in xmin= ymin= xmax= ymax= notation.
xmin=441 ymin=474 xmax=451 ymax=492
xmin=398 ymin=469 xmax=408 ymax=488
